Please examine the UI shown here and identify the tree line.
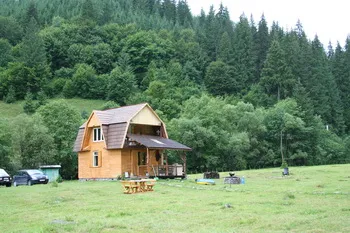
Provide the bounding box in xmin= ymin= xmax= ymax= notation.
xmin=0 ymin=0 xmax=349 ymax=177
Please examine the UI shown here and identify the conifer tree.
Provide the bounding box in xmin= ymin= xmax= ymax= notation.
xmin=217 ymin=32 xmax=232 ymax=62
xmin=340 ymin=38 xmax=350 ymax=132
xmin=177 ymin=0 xmax=192 ymax=26
xmin=204 ymin=6 xmax=220 ymax=61
xmin=20 ymin=18 xmax=47 ymax=68
xmin=24 ymin=1 xmax=39 ymax=27
xmin=260 ymin=40 xmax=295 ymax=103
xmin=162 ymin=0 xmax=176 ymax=24
xmin=308 ymin=36 xmax=345 ymax=133
xmin=254 ymin=14 xmax=270 ymax=79
xmin=232 ymin=14 xmax=256 ymax=92
xmin=81 ymin=0 xmax=97 ymax=22
xmin=19 ymin=17 xmax=50 ymax=94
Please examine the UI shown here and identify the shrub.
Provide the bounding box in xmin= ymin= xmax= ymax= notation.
xmin=56 ymin=175 xmax=63 ymax=183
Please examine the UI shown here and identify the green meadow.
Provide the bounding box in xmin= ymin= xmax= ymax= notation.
xmin=0 ymin=98 xmax=106 ymax=119
xmin=1 ymin=164 xmax=349 ymax=233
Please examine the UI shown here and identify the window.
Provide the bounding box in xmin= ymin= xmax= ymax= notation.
xmin=138 ymin=152 xmax=147 ymax=165
xmin=93 ymin=151 xmax=99 ymax=167
xmin=93 ymin=127 xmax=104 ymax=142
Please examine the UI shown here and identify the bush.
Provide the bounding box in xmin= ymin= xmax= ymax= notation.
xmin=4 ymin=86 xmax=16 ymax=103
xmin=56 ymin=175 xmax=63 ymax=183
xmin=281 ymin=160 xmax=288 ymax=168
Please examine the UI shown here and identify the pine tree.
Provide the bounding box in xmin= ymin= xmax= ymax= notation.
xmin=254 ymin=14 xmax=270 ymax=80
xmin=19 ymin=17 xmax=49 ymax=94
xmin=270 ymin=21 xmax=284 ymax=41
xmin=81 ymin=0 xmax=97 ymax=22
xmin=204 ymin=6 xmax=220 ymax=61
xmin=282 ymin=31 xmax=301 ymax=81
xmin=231 ymin=14 xmax=256 ymax=92
xmin=327 ymin=41 xmax=334 ymax=59
xmin=177 ymin=0 xmax=192 ymax=26
xmin=339 ymin=38 xmax=350 ymax=133
xmin=307 ymin=36 xmax=345 ymax=133
xmin=24 ymin=1 xmax=39 ymax=27
xmin=162 ymin=0 xmax=176 ymax=24
xmin=20 ymin=18 xmax=47 ymax=68
xmin=217 ymin=32 xmax=232 ymax=62
xmin=260 ymin=40 xmax=295 ymax=103
xmin=293 ymin=79 xmax=314 ymax=122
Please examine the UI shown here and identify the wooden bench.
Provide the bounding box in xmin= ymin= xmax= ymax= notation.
xmin=121 ymin=180 xmax=141 ymax=194
xmin=121 ymin=179 xmax=156 ymax=194
xmin=142 ymin=179 xmax=156 ymax=191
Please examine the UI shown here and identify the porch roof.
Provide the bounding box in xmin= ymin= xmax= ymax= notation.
xmin=127 ymin=134 xmax=191 ymax=151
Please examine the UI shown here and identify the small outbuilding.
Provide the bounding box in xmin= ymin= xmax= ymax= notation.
xmin=39 ymin=165 xmax=61 ymax=182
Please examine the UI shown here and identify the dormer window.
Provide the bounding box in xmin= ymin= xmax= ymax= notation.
xmin=93 ymin=127 xmax=104 ymax=142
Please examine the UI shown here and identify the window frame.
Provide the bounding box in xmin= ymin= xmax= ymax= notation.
xmin=93 ymin=127 xmax=104 ymax=142
xmin=93 ymin=151 xmax=99 ymax=167
xmin=138 ymin=152 xmax=147 ymax=166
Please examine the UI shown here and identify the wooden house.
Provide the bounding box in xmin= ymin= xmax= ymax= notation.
xmin=73 ymin=103 xmax=191 ymax=180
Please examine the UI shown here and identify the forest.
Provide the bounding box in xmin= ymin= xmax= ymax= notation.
xmin=0 ymin=0 xmax=349 ymax=178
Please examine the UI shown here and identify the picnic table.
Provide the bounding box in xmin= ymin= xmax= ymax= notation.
xmin=121 ymin=179 xmax=156 ymax=194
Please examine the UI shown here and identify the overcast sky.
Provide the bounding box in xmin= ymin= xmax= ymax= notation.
xmin=187 ymin=0 xmax=350 ymax=48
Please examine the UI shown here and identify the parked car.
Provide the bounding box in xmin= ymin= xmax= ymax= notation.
xmin=13 ymin=170 xmax=49 ymax=187
xmin=0 ymin=169 xmax=12 ymax=187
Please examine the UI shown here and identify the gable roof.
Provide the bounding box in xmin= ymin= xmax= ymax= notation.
xmin=95 ymin=103 xmax=148 ymax=125
xmin=74 ymin=103 xmax=174 ymax=152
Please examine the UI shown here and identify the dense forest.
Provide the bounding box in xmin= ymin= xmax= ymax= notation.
xmin=0 ymin=0 xmax=349 ymax=178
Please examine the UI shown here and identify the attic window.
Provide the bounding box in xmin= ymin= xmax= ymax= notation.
xmin=93 ymin=127 xmax=104 ymax=142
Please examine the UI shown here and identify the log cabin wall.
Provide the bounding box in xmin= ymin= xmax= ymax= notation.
xmin=78 ymin=113 xmax=122 ymax=179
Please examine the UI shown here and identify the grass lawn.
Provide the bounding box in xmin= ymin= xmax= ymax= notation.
xmin=0 ymin=164 xmax=349 ymax=233
xmin=0 ymin=98 xmax=106 ymax=119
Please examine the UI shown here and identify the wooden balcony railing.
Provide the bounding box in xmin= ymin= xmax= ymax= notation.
xmin=137 ymin=164 xmax=184 ymax=177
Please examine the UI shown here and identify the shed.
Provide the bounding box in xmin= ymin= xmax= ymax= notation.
xmin=39 ymin=165 xmax=61 ymax=182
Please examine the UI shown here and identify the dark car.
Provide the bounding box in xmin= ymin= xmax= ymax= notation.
xmin=13 ymin=170 xmax=49 ymax=187
xmin=0 ymin=169 xmax=12 ymax=187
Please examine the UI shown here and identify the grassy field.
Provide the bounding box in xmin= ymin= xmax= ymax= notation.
xmin=0 ymin=164 xmax=349 ymax=233
xmin=0 ymin=98 xmax=106 ymax=119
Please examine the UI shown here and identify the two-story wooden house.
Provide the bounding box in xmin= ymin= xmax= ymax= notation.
xmin=73 ymin=103 xmax=191 ymax=180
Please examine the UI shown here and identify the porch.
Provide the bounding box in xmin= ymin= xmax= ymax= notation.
xmin=137 ymin=164 xmax=185 ymax=179
xmin=123 ymin=134 xmax=191 ymax=179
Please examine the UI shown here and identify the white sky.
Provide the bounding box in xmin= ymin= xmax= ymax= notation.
xmin=187 ymin=0 xmax=350 ymax=48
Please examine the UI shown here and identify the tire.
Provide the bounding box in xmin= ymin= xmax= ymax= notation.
xmin=13 ymin=181 xmax=17 ymax=187
xmin=6 ymin=183 xmax=11 ymax=187
xmin=28 ymin=180 xmax=32 ymax=186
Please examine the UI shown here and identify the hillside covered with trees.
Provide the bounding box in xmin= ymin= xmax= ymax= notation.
xmin=0 ymin=0 xmax=349 ymax=178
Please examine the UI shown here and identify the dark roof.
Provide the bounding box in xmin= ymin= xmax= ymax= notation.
xmin=73 ymin=128 xmax=85 ymax=152
xmin=95 ymin=103 xmax=147 ymax=125
xmin=78 ymin=103 xmax=147 ymax=128
xmin=73 ymin=103 xmax=187 ymax=152
xmin=127 ymin=134 xmax=191 ymax=151
xmin=107 ymin=123 xmax=128 ymax=149
xmin=75 ymin=104 xmax=148 ymax=151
